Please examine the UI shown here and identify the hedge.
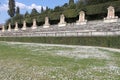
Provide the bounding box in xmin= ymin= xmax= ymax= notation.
xmin=0 ymin=36 xmax=120 ymax=49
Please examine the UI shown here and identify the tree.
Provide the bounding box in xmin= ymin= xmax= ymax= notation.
xmin=54 ymin=6 xmax=63 ymax=12
xmin=31 ymin=8 xmax=39 ymax=15
xmin=16 ymin=6 xmax=20 ymax=15
xmin=24 ymin=11 xmax=29 ymax=17
xmin=69 ymin=0 xmax=74 ymax=5
xmin=8 ymin=0 xmax=15 ymax=17
xmin=69 ymin=0 xmax=76 ymax=9
xmin=41 ymin=7 xmax=44 ymax=13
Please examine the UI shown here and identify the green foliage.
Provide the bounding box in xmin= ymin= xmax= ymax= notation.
xmin=0 ymin=36 xmax=120 ymax=49
xmin=31 ymin=8 xmax=39 ymax=16
xmin=6 ymin=0 xmax=120 ymax=26
xmin=69 ymin=0 xmax=74 ymax=5
xmin=63 ymin=9 xmax=77 ymax=18
xmin=8 ymin=0 xmax=15 ymax=17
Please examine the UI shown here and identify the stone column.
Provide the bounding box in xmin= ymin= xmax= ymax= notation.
xmin=22 ymin=20 xmax=27 ymax=30
xmin=76 ymin=11 xmax=87 ymax=25
xmin=31 ymin=19 xmax=37 ymax=29
xmin=14 ymin=22 xmax=19 ymax=31
xmin=58 ymin=14 xmax=66 ymax=27
xmin=2 ymin=25 xmax=5 ymax=32
xmin=104 ymin=6 xmax=118 ymax=23
xmin=43 ymin=17 xmax=50 ymax=28
xmin=8 ymin=23 xmax=11 ymax=31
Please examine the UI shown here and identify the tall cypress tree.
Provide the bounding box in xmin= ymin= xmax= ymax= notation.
xmin=41 ymin=7 xmax=44 ymax=13
xmin=69 ymin=0 xmax=74 ymax=5
xmin=8 ymin=0 xmax=15 ymax=17
xmin=16 ymin=6 xmax=20 ymax=15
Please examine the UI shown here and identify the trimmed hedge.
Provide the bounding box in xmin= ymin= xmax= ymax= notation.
xmin=0 ymin=36 xmax=120 ymax=49
xmin=84 ymin=1 xmax=120 ymax=15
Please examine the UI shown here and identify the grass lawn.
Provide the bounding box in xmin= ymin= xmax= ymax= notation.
xmin=0 ymin=41 xmax=120 ymax=80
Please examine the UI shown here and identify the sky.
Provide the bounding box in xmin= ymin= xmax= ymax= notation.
xmin=0 ymin=0 xmax=77 ymax=24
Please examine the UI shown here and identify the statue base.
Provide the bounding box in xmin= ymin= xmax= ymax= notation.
xmin=14 ymin=29 xmax=18 ymax=31
xmin=2 ymin=30 xmax=5 ymax=32
xmin=104 ymin=17 xmax=118 ymax=23
xmin=43 ymin=25 xmax=50 ymax=28
xmin=58 ymin=23 xmax=66 ymax=27
xmin=8 ymin=29 xmax=11 ymax=32
xmin=31 ymin=26 xmax=37 ymax=29
xmin=21 ymin=27 xmax=26 ymax=30
xmin=76 ymin=20 xmax=87 ymax=25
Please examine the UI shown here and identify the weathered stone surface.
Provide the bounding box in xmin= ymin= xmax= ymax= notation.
xmin=14 ymin=22 xmax=19 ymax=31
xmin=76 ymin=11 xmax=87 ymax=25
xmin=22 ymin=21 xmax=27 ymax=30
xmin=8 ymin=23 xmax=11 ymax=31
xmin=43 ymin=17 xmax=50 ymax=28
xmin=31 ymin=19 xmax=37 ymax=29
xmin=104 ymin=6 xmax=118 ymax=23
xmin=58 ymin=14 xmax=66 ymax=27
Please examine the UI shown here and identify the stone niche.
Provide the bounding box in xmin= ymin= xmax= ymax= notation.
xmin=76 ymin=11 xmax=87 ymax=25
xmin=8 ymin=23 xmax=11 ymax=31
xmin=31 ymin=19 xmax=37 ymax=29
xmin=14 ymin=22 xmax=19 ymax=31
xmin=104 ymin=6 xmax=118 ymax=23
xmin=58 ymin=14 xmax=66 ymax=27
xmin=22 ymin=20 xmax=27 ymax=30
xmin=43 ymin=17 xmax=50 ymax=28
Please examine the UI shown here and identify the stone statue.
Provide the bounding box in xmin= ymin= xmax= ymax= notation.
xmin=58 ymin=14 xmax=66 ymax=27
xmin=14 ymin=22 xmax=19 ymax=31
xmin=104 ymin=6 xmax=118 ymax=23
xmin=31 ymin=19 xmax=37 ymax=29
xmin=2 ymin=25 xmax=5 ymax=32
xmin=43 ymin=17 xmax=50 ymax=28
xmin=76 ymin=11 xmax=87 ymax=25
xmin=8 ymin=23 xmax=11 ymax=31
xmin=22 ymin=20 xmax=27 ymax=30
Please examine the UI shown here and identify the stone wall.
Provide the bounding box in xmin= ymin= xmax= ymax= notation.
xmin=0 ymin=19 xmax=120 ymax=37
xmin=1 ymin=6 xmax=120 ymax=37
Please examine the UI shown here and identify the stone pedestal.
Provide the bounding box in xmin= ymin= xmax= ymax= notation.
xmin=2 ymin=25 xmax=5 ymax=32
xmin=58 ymin=14 xmax=66 ymax=27
xmin=31 ymin=19 xmax=37 ymax=29
xmin=8 ymin=23 xmax=11 ymax=31
xmin=104 ymin=6 xmax=118 ymax=23
xmin=14 ymin=22 xmax=19 ymax=31
xmin=22 ymin=21 xmax=27 ymax=30
xmin=43 ymin=17 xmax=50 ymax=28
xmin=76 ymin=11 xmax=87 ymax=25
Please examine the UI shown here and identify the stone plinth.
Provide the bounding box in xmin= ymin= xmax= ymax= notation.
xmin=31 ymin=19 xmax=37 ymax=29
xmin=2 ymin=25 xmax=5 ymax=32
xmin=22 ymin=21 xmax=27 ymax=30
xmin=76 ymin=11 xmax=87 ymax=25
xmin=8 ymin=23 xmax=11 ymax=31
xmin=14 ymin=22 xmax=19 ymax=31
xmin=43 ymin=17 xmax=50 ymax=28
xmin=104 ymin=6 xmax=118 ymax=23
xmin=58 ymin=14 xmax=66 ymax=27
